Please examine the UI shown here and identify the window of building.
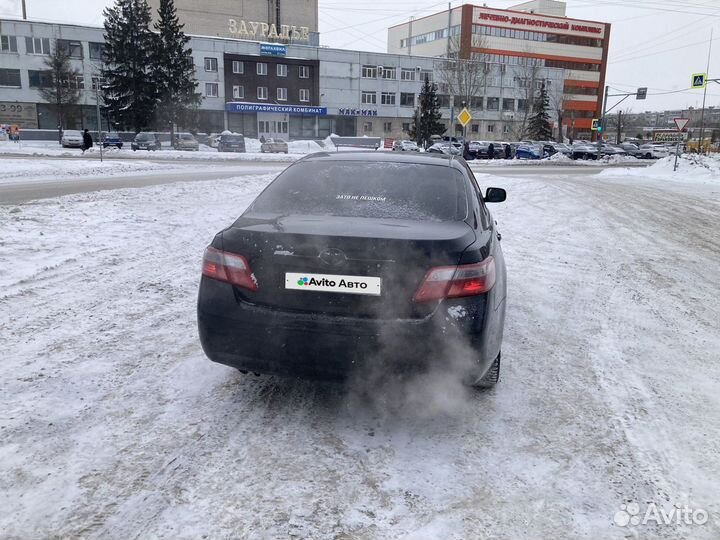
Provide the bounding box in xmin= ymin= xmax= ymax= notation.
xmin=257 ymin=62 xmax=268 ymax=75
xmin=299 ymin=65 xmax=310 ymax=78
xmin=1 ymin=35 xmax=18 ymax=53
xmin=487 ymin=97 xmax=499 ymax=111
xmin=420 ymin=70 xmax=433 ymax=82
xmin=502 ymin=99 xmax=515 ymax=111
xmin=487 ymin=124 xmax=495 ymax=133
xmin=299 ymin=88 xmax=310 ymax=102
xmin=503 ymin=124 xmax=511 ymax=134
xmin=0 ymin=68 xmax=21 ymax=87
xmin=402 ymin=122 xmax=410 ymax=132
xmin=232 ymin=60 xmax=243 ymax=74
xmin=28 ymin=70 xmax=52 ymax=88
xmin=400 ymin=92 xmax=415 ymax=107
xmin=66 ymin=75 xmax=85 ymax=90
xmin=518 ymin=99 xmax=529 ymax=112
xmin=361 ymin=91 xmax=376 ymax=105
xmin=89 ymin=42 xmax=104 ymax=60
xmin=363 ymin=122 xmax=372 ymax=132
xmin=277 ymin=63 xmax=287 ymax=77
xmin=471 ymin=124 xmax=479 ymax=133
xmin=361 ymin=65 xmax=377 ymax=79
xmin=257 ymin=86 xmax=268 ymax=100
xmin=25 ymin=37 xmax=50 ymax=55
xmin=438 ymin=95 xmax=450 ymax=108
xmin=470 ymin=97 xmax=483 ymax=110
xmin=204 ymin=57 xmax=218 ymax=72
xmin=400 ymin=68 xmax=416 ymax=81
xmin=205 ymin=82 xmax=218 ymax=97
xmin=277 ymin=87 xmax=287 ymax=101
xmin=91 ymin=76 xmax=103 ymax=91
xmin=382 ymin=67 xmax=396 ymax=80
xmin=232 ymin=85 xmax=244 ymax=99
xmin=383 ymin=122 xmax=392 ymax=133
xmin=380 ymin=92 xmax=395 ymax=105
xmin=57 ymin=39 xmax=83 ymax=59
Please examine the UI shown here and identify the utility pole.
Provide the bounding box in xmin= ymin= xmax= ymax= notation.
xmin=698 ymin=28 xmax=713 ymax=154
xmin=21 ymin=0 xmax=27 ymax=19
xmin=408 ymin=16 xmax=414 ymax=56
xmin=96 ymin=81 xmax=103 ymax=163
xmin=447 ymin=2 xmax=452 ymax=57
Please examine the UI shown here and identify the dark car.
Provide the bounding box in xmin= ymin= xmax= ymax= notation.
xmin=101 ymin=132 xmax=123 ymax=149
xmin=218 ymin=133 xmax=246 ymax=153
xmin=197 ymin=152 xmax=507 ymax=387
xmin=131 ymin=132 xmax=161 ymax=151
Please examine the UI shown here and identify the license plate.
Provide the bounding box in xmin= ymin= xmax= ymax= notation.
xmin=285 ymin=272 xmax=381 ymax=296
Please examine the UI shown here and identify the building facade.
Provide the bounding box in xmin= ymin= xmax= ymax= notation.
xmin=146 ymin=0 xmax=320 ymax=46
xmin=1 ymin=16 xmax=565 ymax=142
xmin=388 ymin=1 xmax=610 ymax=137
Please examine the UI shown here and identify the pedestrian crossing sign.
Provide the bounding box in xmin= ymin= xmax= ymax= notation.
xmin=692 ymin=73 xmax=707 ymax=89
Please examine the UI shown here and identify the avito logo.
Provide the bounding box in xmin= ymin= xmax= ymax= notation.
xmin=297 ymin=276 xmax=368 ymax=289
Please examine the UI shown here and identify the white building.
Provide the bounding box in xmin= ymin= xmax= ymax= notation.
xmin=1 ymin=17 xmax=567 ymax=141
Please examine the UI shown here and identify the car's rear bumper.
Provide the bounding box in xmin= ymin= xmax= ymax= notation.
xmin=197 ymin=278 xmax=497 ymax=381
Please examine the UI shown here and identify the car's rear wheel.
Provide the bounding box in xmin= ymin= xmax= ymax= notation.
xmin=469 ymin=351 xmax=501 ymax=388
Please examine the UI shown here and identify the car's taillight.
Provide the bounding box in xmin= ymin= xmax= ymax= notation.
xmin=201 ymin=246 xmax=258 ymax=291
xmin=413 ymin=257 xmax=496 ymax=303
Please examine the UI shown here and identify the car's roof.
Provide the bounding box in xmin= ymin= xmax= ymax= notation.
xmin=299 ymin=150 xmax=465 ymax=170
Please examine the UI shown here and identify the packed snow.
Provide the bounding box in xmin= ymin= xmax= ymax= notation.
xmin=598 ymin=153 xmax=720 ymax=183
xmin=1 ymin=164 xmax=720 ymax=539
xmin=0 ymin=157 xmax=178 ymax=184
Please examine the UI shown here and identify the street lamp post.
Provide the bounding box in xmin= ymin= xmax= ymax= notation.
xmin=95 ymin=80 xmax=103 ymax=162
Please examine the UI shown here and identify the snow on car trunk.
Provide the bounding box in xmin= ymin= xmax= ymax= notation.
xmin=1 ymin=168 xmax=719 ymax=539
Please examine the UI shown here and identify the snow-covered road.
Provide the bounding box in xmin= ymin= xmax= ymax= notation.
xmin=2 ymin=162 xmax=719 ymax=539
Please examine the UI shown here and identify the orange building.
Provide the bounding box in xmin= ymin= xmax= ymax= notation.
xmin=388 ymin=0 xmax=610 ymax=138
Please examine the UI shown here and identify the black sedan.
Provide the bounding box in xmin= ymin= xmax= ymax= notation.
xmin=197 ymin=152 xmax=507 ymax=387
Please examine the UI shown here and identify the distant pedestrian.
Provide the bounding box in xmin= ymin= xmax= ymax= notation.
xmin=82 ymin=129 xmax=93 ymax=153
xmin=259 ymin=135 xmax=266 ymax=143
xmin=487 ymin=142 xmax=494 ymax=160
xmin=504 ymin=143 xmax=511 ymax=159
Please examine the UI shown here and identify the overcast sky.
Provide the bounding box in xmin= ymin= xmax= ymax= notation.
xmin=2 ymin=0 xmax=719 ymax=112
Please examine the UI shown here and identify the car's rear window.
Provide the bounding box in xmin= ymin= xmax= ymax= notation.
xmin=136 ymin=133 xmax=153 ymax=140
xmin=223 ymin=135 xmax=243 ymax=142
xmin=247 ymin=161 xmax=469 ymax=222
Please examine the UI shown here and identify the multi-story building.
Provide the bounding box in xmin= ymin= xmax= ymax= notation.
xmin=1 ymin=15 xmax=564 ymax=141
xmin=146 ymin=0 xmax=320 ymax=46
xmin=388 ymin=0 xmax=610 ymax=138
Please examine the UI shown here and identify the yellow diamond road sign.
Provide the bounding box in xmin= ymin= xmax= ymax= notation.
xmin=457 ymin=108 xmax=472 ymax=127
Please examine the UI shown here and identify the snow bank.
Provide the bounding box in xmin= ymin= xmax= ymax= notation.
xmin=597 ymin=153 xmax=720 ymax=183
xmin=1 ymin=158 xmax=174 ymax=184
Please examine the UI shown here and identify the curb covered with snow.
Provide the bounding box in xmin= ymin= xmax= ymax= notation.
xmin=596 ymin=154 xmax=720 ymax=183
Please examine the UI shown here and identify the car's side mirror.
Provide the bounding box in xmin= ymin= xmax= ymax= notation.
xmin=484 ymin=187 xmax=506 ymax=203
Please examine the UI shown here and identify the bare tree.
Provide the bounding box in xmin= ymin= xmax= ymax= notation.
xmin=508 ymin=58 xmax=541 ymax=141
xmin=434 ymin=34 xmax=489 ymax=130
xmin=39 ymin=41 xmax=82 ymax=142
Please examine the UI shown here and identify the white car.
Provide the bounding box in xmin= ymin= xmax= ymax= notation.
xmin=639 ymin=143 xmax=670 ymax=159
xmin=61 ymin=129 xmax=83 ymax=148
xmin=393 ymin=140 xmax=420 ymax=152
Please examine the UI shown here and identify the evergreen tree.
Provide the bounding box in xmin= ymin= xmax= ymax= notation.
xmin=153 ymin=0 xmax=201 ymax=143
xmin=409 ymin=76 xmax=445 ymax=148
xmin=527 ymin=82 xmax=553 ymax=141
xmin=39 ymin=41 xmax=82 ymax=142
xmin=102 ymin=0 xmax=158 ymax=132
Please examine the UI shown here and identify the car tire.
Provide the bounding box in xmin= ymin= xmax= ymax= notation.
xmin=645 ymin=153 xmax=652 ymax=159
xmin=471 ymin=351 xmax=501 ymax=388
